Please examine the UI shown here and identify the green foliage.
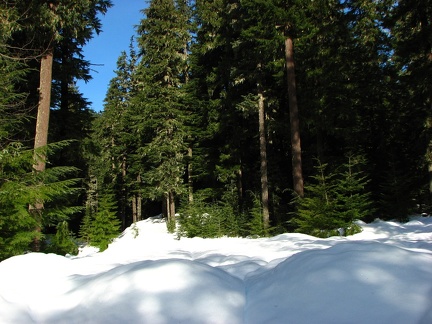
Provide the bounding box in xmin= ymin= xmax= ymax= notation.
xmin=292 ymin=156 xmax=372 ymax=238
xmin=246 ymin=193 xmax=269 ymax=238
xmin=45 ymin=221 xmax=78 ymax=256
xmin=166 ymin=216 xmax=176 ymax=234
xmin=79 ymin=192 xmax=121 ymax=252
xmin=79 ymin=206 xmax=93 ymax=244
xmin=333 ymin=155 xmax=374 ymax=225
xmin=0 ymin=141 xmax=82 ymax=261
xmin=177 ymin=191 xmax=241 ymax=238
xmin=0 ymin=0 xmax=426 ymax=243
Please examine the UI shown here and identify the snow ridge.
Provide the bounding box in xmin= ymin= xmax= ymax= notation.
xmin=1 ymin=216 xmax=432 ymax=323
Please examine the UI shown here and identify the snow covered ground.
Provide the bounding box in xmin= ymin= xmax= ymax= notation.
xmin=1 ymin=215 xmax=432 ymax=324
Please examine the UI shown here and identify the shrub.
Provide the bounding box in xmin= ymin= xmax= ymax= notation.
xmin=79 ymin=192 xmax=121 ymax=251
xmin=292 ymin=156 xmax=372 ymax=238
xmin=45 ymin=221 xmax=78 ymax=256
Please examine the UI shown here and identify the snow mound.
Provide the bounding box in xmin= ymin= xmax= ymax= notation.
xmin=48 ymin=259 xmax=245 ymax=324
xmin=245 ymin=241 xmax=432 ymax=324
xmin=1 ymin=216 xmax=432 ymax=323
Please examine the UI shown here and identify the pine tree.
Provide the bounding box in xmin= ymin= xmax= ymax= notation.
xmin=79 ymin=206 xmax=93 ymax=245
xmin=292 ymin=156 xmax=371 ymax=238
xmin=333 ymin=155 xmax=373 ymax=232
xmin=47 ymin=221 xmax=78 ymax=256
xmin=384 ymin=0 xmax=432 ymax=209
xmin=84 ymin=192 xmax=121 ymax=252
xmin=0 ymin=141 xmax=81 ymax=260
xmin=92 ymin=41 xmax=138 ymax=228
xmin=3 ymin=0 xmax=113 ymax=250
xmin=134 ymin=0 xmax=192 ymax=228
xmin=292 ymin=161 xmax=339 ymax=238
xmin=0 ymin=4 xmax=28 ymax=143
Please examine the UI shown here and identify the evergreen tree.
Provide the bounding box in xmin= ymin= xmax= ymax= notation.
xmin=2 ymin=0 xmax=113 ymax=250
xmin=80 ymin=192 xmax=121 ymax=252
xmin=134 ymin=0 xmax=192 ymax=228
xmin=92 ymin=41 xmax=139 ymax=228
xmin=79 ymin=206 xmax=94 ymax=245
xmin=384 ymin=0 xmax=432 ymax=210
xmin=177 ymin=191 xmax=242 ymax=238
xmin=292 ymin=161 xmax=339 ymax=237
xmin=293 ymin=157 xmax=371 ymax=238
xmin=0 ymin=6 xmax=28 ymax=144
xmin=46 ymin=221 xmax=79 ymax=256
xmin=333 ymin=155 xmax=373 ymax=231
xmin=0 ymin=142 xmax=82 ymax=260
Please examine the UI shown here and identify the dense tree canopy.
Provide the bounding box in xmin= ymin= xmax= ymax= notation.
xmin=1 ymin=0 xmax=431 ymax=259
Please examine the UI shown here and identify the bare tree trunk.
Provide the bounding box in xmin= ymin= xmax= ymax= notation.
xmin=428 ymin=114 xmax=432 ymax=206
xmin=33 ymin=50 xmax=53 ymax=172
xmin=121 ymin=155 xmax=127 ymax=228
xmin=137 ymin=193 xmax=142 ymax=221
xmin=162 ymin=194 xmax=168 ymax=219
xmin=187 ymin=147 xmax=193 ymax=203
xmin=137 ymin=173 xmax=142 ymax=221
xmin=285 ymin=36 xmax=304 ymax=198
xmin=30 ymin=49 xmax=54 ymax=251
xmin=132 ymin=196 xmax=137 ymax=224
xmin=168 ymin=191 xmax=175 ymax=221
xmin=237 ymin=165 xmax=243 ymax=207
xmin=163 ymin=191 xmax=176 ymax=229
xmin=257 ymin=73 xmax=270 ymax=230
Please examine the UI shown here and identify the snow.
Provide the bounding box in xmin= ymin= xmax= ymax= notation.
xmin=1 ymin=216 xmax=432 ymax=324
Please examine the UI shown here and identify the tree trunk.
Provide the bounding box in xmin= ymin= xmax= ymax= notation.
xmin=237 ymin=164 xmax=243 ymax=207
xmin=33 ymin=50 xmax=54 ymax=172
xmin=168 ymin=191 xmax=175 ymax=221
xmin=121 ymin=155 xmax=127 ymax=228
xmin=285 ymin=36 xmax=304 ymax=198
xmin=257 ymin=73 xmax=270 ymax=230
xmin=162 ymin=194 xmax=168 ymax=219
xmin=137 ymin=193 xmax=142 ymax=221
xmin=132 ymin=196 xmax=137 ymax=223
xmin=137 ymin=173 xmax=142 ymax=221
xmin=163 ymin=191 xmax=176 ymax=226
xmin=30 ymin=49 xmax=54 ymax=251
xmin=187 ymin=146 xmax=193 ymax=203
xmin=428 ymin=114 xmax=432 ymax=206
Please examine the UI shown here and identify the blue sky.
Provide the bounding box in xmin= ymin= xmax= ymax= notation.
xmin=77 ymin=0 xmax=145 ymax=112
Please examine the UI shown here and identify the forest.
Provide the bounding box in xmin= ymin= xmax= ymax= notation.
xmin=0 ymin=0 xmax=431 ymax=261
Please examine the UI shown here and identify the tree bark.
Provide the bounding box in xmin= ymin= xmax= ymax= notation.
xmin=121 ymin=155 xmax=127 ymax=228
xmin=34 ymin=50 xmax=53 ymax=172
xmin=132 ymin=196 xmax=137 ymax=223
xmin=187 ymin=146 xmax=193 ymax=203
xmin=30 ymin=49 xmax=54 ymax=251
xmin=285 ymin=36 xmax=304 ymax=197
xmin=257 ymin=73 xmax=270 ymax=230
xmin=428 ymin=115 xmax=432 ymax=205
xmin=137 ymin=173 xmax=142 ymax=222
xmin=164 ymin=191 xmax=176 ymax=228
xmin=137 ymin=193 xmax=142 ymax=222
xmin=168 ymin=191 xmax=175 ymax=222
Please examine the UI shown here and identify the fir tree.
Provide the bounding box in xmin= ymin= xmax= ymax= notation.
xmin=333 ymin=155 xmax=373 ymax=233
xmin=292 ymin=161 xmax=339 ymax=238
xmin=92 ymin=41 xmax=139 ymax=228
xmin=292 ymin=156 xmax=371 ymax=238
xmin=134 ymin=0 xmax=192 ymax=228
xmin=46 ymin=221 xmax=78 ymax=256
xmin=0 ymin=141 xmax=81 ymax=261
xmin=84 ymin=192 xmax=121 ymax=252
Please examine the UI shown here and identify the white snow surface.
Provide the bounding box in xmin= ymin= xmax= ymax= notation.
xmin=1 ymin=215 xmax=432 ymax=324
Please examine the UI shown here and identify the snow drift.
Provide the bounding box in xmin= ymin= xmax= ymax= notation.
xmin=1 ymin=216 xmax=431 ymax=323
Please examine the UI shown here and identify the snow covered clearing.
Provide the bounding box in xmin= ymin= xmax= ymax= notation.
xmin=1 ymin=216 xmax=431 ymax=323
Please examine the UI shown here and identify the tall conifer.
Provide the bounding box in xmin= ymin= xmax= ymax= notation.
xmin=134 ymin=0 xmax=192 ymax=228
